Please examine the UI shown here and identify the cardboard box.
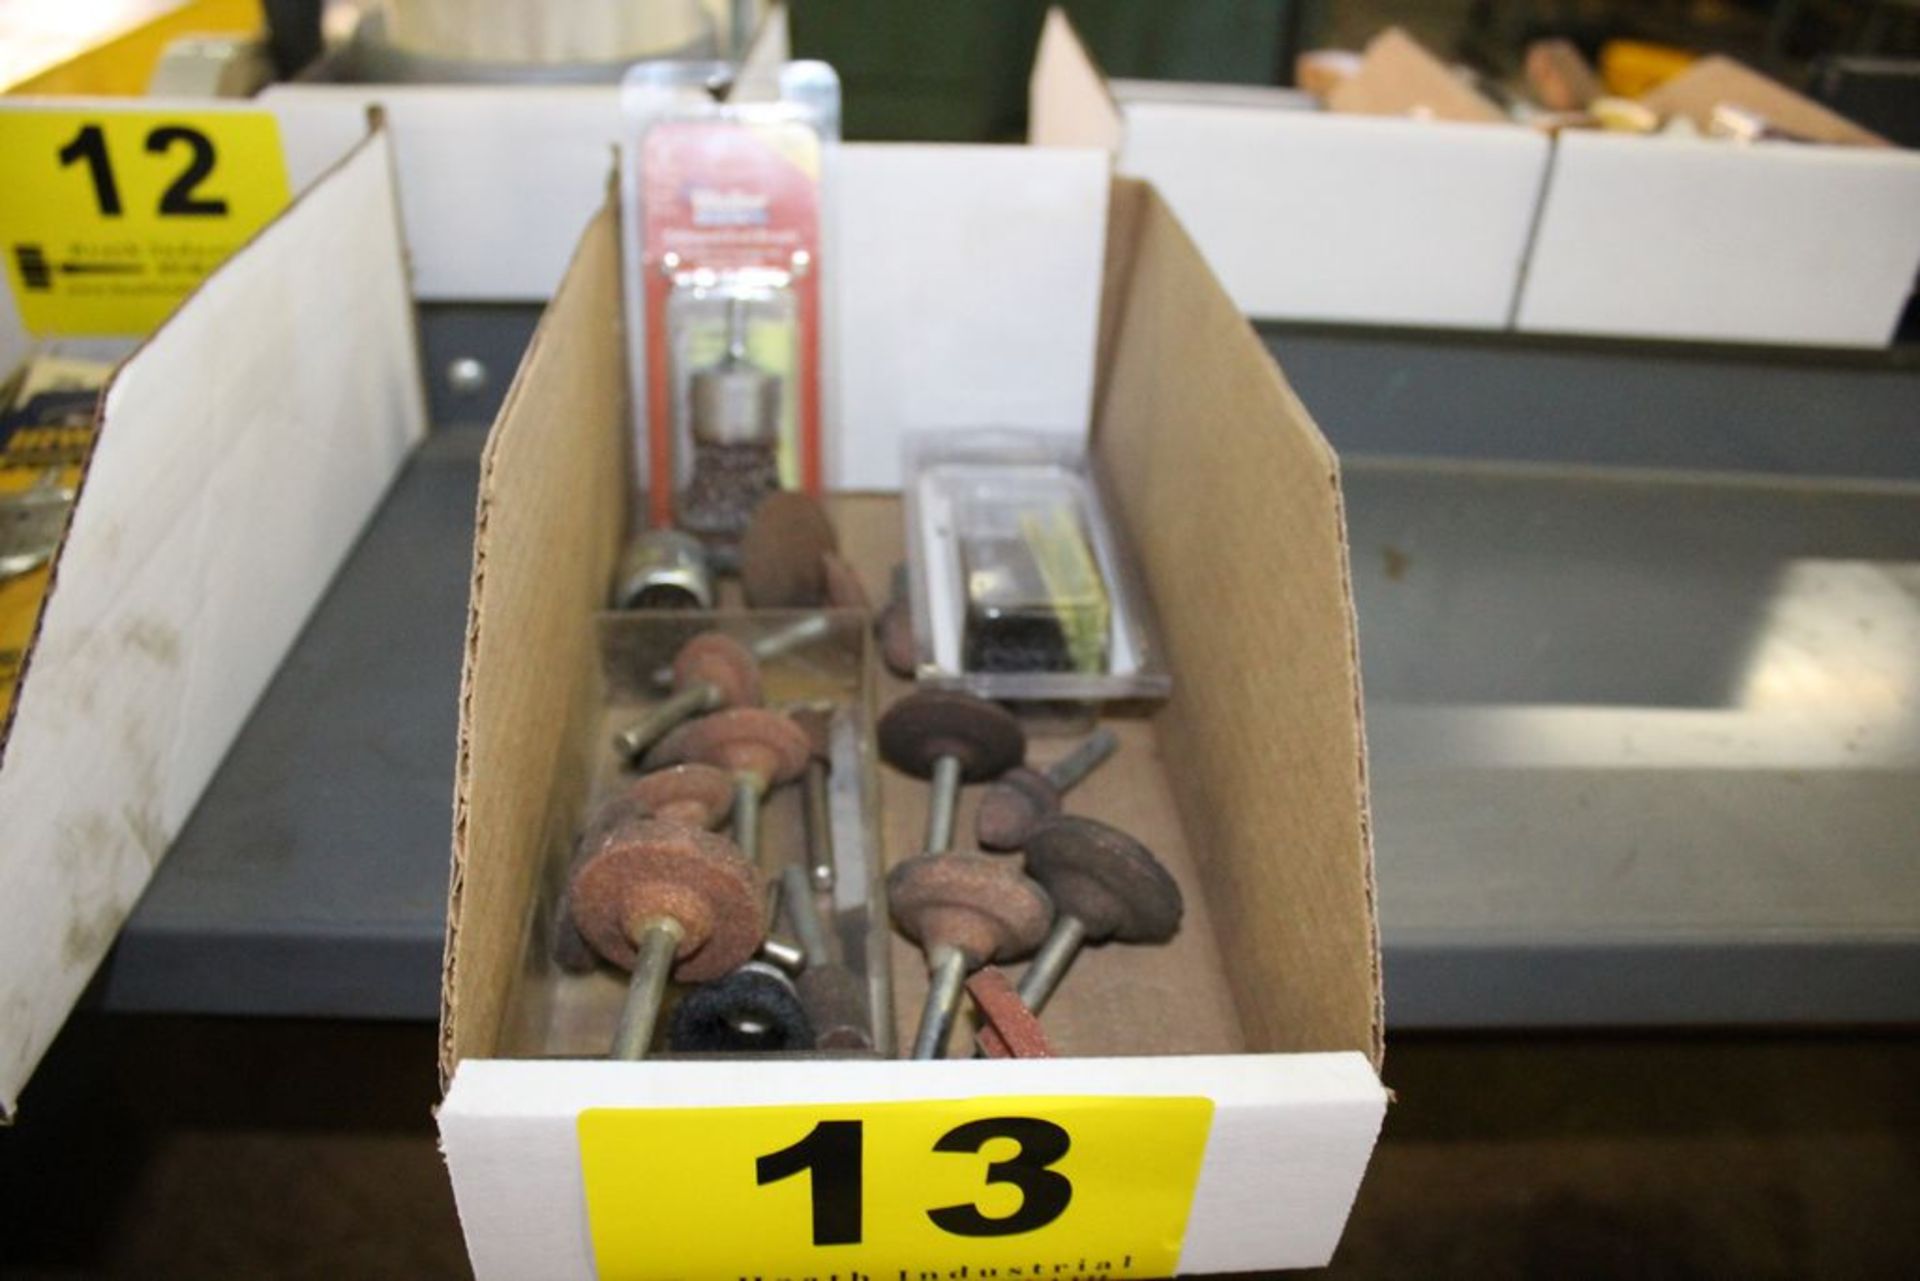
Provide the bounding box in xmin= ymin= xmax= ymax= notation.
xmin=437 ymin=175 xmax=1386 ymax=1274
xmin=0 ymin=128 xmax=425 ymax=1118
xmin=1516 ymin=56 xmax=1920 ymax=348
xmin=1030 ymin=12 xmax=1550 ymax=330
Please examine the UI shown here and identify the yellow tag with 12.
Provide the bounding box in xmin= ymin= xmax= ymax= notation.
xmin=0 ymin=108 xmax=290 ymax=336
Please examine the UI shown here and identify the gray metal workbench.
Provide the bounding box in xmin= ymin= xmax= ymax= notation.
xmin=95 ymin=313 xmax=1920 ymax=1029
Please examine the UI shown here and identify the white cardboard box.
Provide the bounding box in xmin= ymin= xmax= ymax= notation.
xmin=1515 ymin=56 xmax=1920 ymax=348
xmin=1030 ymin=11 xmax=1550 ymax=330
xmin=437 ymin=167 xmax=1386 ymax=1276
xmin=0 ymin=128 xmax=426 ymax=1118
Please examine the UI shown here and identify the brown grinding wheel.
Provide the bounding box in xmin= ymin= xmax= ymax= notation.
xmin=671 ymin=632 xmax=762 ymax=708
xmin=820 ymin=551 xmax=871 ymax=611
xmin=626 ymin=763 xmax=735 ymax=830
xmin=877 ymin=690 xmax=1025 ymax=782
xmin=1023 ymin=816 xmax=1182 ymax=945
xmin=740 ymin=491 xmax=838 ymax=607
xmin=667 ymin=707 xmax=813 ymax=789
xmin=974 ymin=767 xmax=1060 ymax=852
xmin=875 ymin=597 xmax=916 ymax=678
xmin=568 ymin=819 xmax=763 ymax=983
xmin=887 ymin=851 xmax=1053 ymax=966
xmin=553 ymin=791 xmax=653 ymax=972
xmin=874 ymin=561 xmax=915 ymax=677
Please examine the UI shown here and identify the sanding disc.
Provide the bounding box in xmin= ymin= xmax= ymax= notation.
xmin=974 ymin=767 xmax=1060 ymax=852
xmin=887 ymin=851 xmax=1053 ymax=966
xmin=569 ymin=819 xmax=762 ymax=982
xmin=877 ymin=690 xmax=1024 ymax=781
xmin=1024 ymin=816 xmax=1182 ymax=944
xmin=740 ymin=491 xmax=837 ymax=607
xmin=671 ymin=707 xmax=813 ymax=788
xmin=671 ymin=632 xmax=762 ymax=708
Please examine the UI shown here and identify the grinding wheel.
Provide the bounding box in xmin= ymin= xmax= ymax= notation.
xmin=820 ymin=551 xmax=871 ymax=611
xmin=568 ymin=819 xmax=762 ymax=982
xmin=887 ymin=851 xmax=1053 ymax=966
xmin=626 ymin=763 xmax=736 ymax=829
xmin=669 ymin=965 xmax=815 ymax=1054
xmin=974 ymin=767 xmax=1060 ymax=852
xmin=740 ymin=491 xmax=837 ymax=607
xmin=671 ymin=632 xmax=762 ymax=708
xmin=1024 ymin=817 xmax=1182 ymax=944
xmin=877 ymin=690 xmax=1024 ymax=782
xmin=669 ymin=707 xmax=813 ymax=788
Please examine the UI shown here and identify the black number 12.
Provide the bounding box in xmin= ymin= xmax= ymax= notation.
xmin=57 ymin=122 xmax=229 ymax=218
xmin=755 ymin=1116 xmax=1074 ymax=1247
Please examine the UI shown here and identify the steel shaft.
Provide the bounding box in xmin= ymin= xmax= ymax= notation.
xmin=1015 ymin=914 xmax=1088 ymax=1014
xmin=614 ymin=682 xmax=717 ymax=761
xmin=610 ymin=917 xmax=685 ymax=1060
xmin=910 ymin=944 xmax=969 ymax=1060
xmin=925 ymin=754 xmax=962 ymax=854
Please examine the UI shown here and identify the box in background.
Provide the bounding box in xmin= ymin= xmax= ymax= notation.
xmin=1031 ymin=12 xmax=1550 ymax=331
xmin=1517 ymin=55 xmax=1920 ymax=349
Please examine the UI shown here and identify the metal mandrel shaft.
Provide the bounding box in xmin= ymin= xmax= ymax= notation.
xmin=780 ymin=863 xmax=833 ymax=969
xmin=910 ymin=944 xmax=969 ymax=1060
xmin=924 ymin=754 xmax=962 ymax=854
xmin=803 ymin=756 xmax=834 ymax=891
xmin=1015 ymin=914 xmax=1088 ymax=1015
xmin=610 ymin=917 xmax=685 ymax=1061
xmin=613 ymin=682 xmax=718 ymax=761
xmin=1044 ymin=727 xmax=1119 ymax=794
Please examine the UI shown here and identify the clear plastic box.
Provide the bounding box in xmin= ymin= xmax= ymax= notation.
xmin=904 ymin=430 xmax=1171 ymax=702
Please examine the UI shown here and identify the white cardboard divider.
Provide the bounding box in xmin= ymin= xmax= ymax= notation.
xmin=1516 ymin=130 xmax=1920 ymax=348
xmin=265 ymin=83 xmax=625 ymax=302
xmin=264 ymin=87 xmax=1109 ymax=488
xmin=829 ymin=144 xmax=1108 ymax=489
xmin=1030 ymin=9 xmax=1549 ymax=330
xmin=441 ymin=1053 xmax=1388 ymax=1277
xmin=0 ymin=130 xmax=425 ymax=1118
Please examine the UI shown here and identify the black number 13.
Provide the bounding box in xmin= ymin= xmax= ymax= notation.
xmin=57 ymin=122 xmax=229 ymax=218
xmin=756 ymin=1116 xmax=1073 ymax=1247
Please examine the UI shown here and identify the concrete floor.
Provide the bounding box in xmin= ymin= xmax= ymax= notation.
xmin=3 ymin=1015 xmax=1916 ymax=1278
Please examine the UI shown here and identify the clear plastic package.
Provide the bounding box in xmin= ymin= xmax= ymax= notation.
xmin=904 ymin=431 xmax=1171 ymax=702
xmin=620 ymin=60 xmax=839 ymax=552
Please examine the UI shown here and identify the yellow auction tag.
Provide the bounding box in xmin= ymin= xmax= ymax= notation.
xmin=579 ymin=1096 xmax=1214 ymax=1281
xmin=0 ymin=109 xmax=290 ymax=336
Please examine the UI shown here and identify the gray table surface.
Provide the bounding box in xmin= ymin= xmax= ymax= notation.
xmin=95 ymin=315 xmax=1920 ymax=1029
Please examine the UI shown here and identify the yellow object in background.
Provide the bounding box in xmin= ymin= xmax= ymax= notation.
xmin=0 ymin=355 xmax=112 ymax=724
xmin=0 ymin=108 xmax=290 ymax=336
xmin=1600 ymin=40 xmax=1697 ymax=100
xmin=3 ymin=0 xmax=263 ymax=96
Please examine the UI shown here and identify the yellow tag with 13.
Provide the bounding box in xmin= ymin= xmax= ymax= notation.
xmin=578 ymin=1096 xmax=1214 ymax=1280
xmin=0 ymin=108 xmax=290 ymax=336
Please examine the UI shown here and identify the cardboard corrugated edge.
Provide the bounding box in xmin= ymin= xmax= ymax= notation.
xmin=1094 ymin=181 xmax=1384 ymax=1067
xmin=1643 ymin=54 xmax=1889 ymax=148
xmin=440 ymin=195 xmax=628 ymax=1088
xmin=1329 ymin=26 xmax=1505 ymax=125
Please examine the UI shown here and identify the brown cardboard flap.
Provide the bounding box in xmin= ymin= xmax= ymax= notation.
xmin=441 ymin=202 xmax=629 ymax=1084
xmin=1643 ymin=55 xmax=1888 ymax=147
xmin=1029 ymin=6 xmax=1126 ymax=153
xmin=1328 ymin=26 xmax=1505 ymax=125
xmin=1093 ymin=186 xmax=1384 ymax=1066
